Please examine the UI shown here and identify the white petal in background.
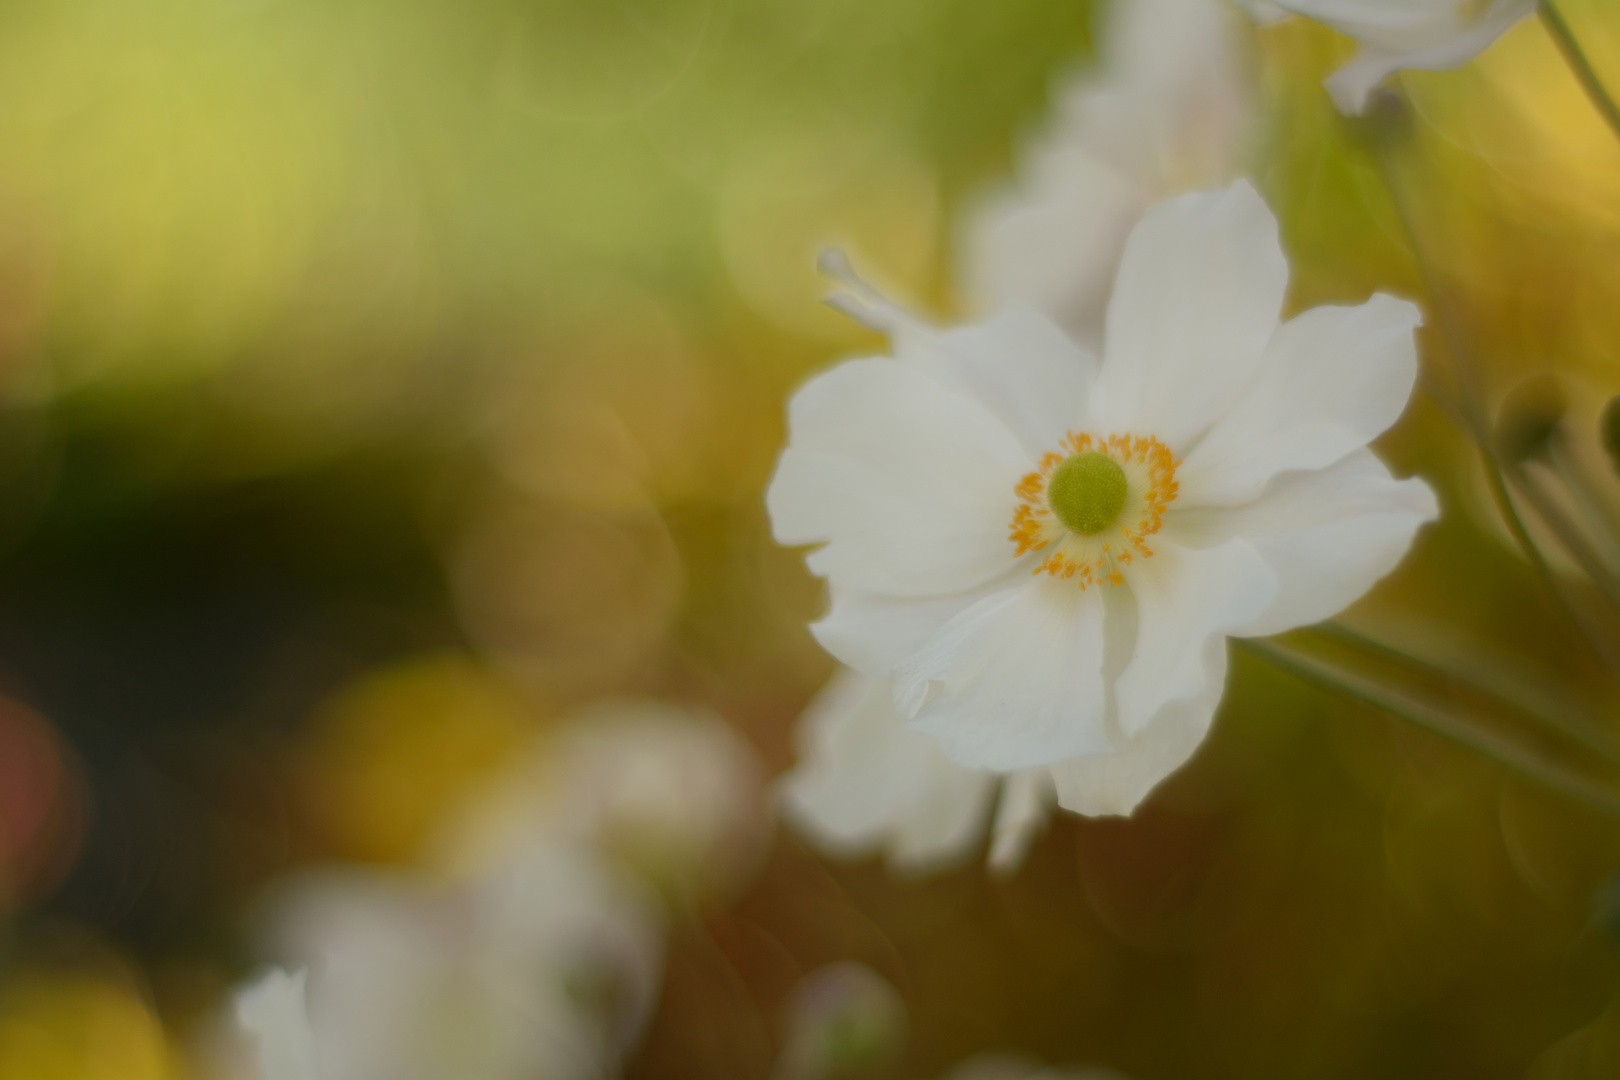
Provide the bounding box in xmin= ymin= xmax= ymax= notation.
xmin=988 ymin=769 xmax=1058 ymax=873
xmin=965 ymin=0 xmax=1257 ymax=344
xmin=236 ymin=969 xmax=320 ymax=1080
xmin=782 ymin=668 xmax=1061 ymax=874
xmin=1240 ymin=0 xmax=1537 ymax=113
xmin=780 ymin=668 xmax=998 ymax=873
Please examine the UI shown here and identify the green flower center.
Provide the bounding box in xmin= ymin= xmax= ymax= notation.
xmin=1046 ymin=451 xmax=1127 ymax=536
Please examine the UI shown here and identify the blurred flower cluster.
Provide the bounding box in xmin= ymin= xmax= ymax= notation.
xmin=226 ymin=700 xmax=764 ymax=1080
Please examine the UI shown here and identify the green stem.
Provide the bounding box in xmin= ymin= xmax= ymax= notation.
xmin=1241 ymin=638 xmax=1620 ymax=822
xmin=1504 ymin=459 xmax=1620 ymax=611
xmin=1548 ymin=433 xmax=1620 ymax=571
xmin=1540 ymin=1 xmax=1620 ymax=144
xmin=1317 ymin=621 xmax=1620 ymax=768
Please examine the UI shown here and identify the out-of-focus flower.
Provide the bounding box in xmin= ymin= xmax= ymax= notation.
xmin=230 ymin=700 xmax=764 ymax=1080
xmin=236 ymin=969 xmax=317 ymax=1080
xmin=240 ymin=841 xmax=661 ymax=1080
xmin=939 ymin=1054 xmax=1128 ymax=1080
xmin=1235 ymin=0 xmax=1536 ymax=113
xmin=964 ymin=0 xmax=1257 ymax=348
xmin=769 ymin=181 xmax=1436 ymax=814
xmin=434 ymin=700 xmax=768 ymax=903
xmin=779 ymin=668 xmax=1054 ymax=873
xmin=773 ymin=963 xmax=907 ymax=1080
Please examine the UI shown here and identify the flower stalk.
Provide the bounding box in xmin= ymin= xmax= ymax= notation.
xmin=1539 ymin=1 xmax=1620 ymax=144
xmin=1241 ymin=637 xmax=1620 ymax=822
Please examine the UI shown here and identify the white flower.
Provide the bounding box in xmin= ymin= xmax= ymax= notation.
xmin=431 ymin=699 xmax=767 ymax=902
xmin=236 ymin=968 xmax=318 ymax=1080
xmin=768 ymin=179 xmax=1437 ymax=816
xmin=778 ymin=667 xmax=1055 ymax=873
xmin=1235 ymin=0 xmax=1537 ymax=113
xmin=235 ymin=843 xmax=661 ymax=1080
xmin=965 ymin=0 xmax=1257 ymax=348
xmin=940 ymin=1054 xmax=1128 ymax=1080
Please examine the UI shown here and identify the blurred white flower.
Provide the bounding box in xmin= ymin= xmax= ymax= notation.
xmin=1234 ymin=0 xmax=1536 ymax=113
xmin=779 ymin=667 xmax=1055 ymax=873
xmin=940 ymin=1054 xmax=1128 ymax=1080
xmin=433 ymin=699 xmax=768 ymax=903
xmin=773 ymin=962 xmax=908 ymax=1080
xmin=236 ymin=968 xmax=318 ymax=1080
xmin=239 ymin=842 xmax=661 ymax=1080
xmin=965 ymin=0 xmax=1257 ymax=349
xmin=769 ymin=180 xmax=1437 ymax=814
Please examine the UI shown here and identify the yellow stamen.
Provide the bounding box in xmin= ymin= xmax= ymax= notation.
xmin=1008 ymin=431 xmax=1179 ymax=589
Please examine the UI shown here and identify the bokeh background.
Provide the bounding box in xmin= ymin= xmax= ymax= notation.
xmin=3 ymin=0 xmax=1620 ymax=1077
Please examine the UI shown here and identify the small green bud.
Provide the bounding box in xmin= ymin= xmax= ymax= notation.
xmin=1496 ymin=376 xmax=1566 ymax=464
xmin=1601 ymin=396 xmax=1620 ymax=478
xmin=1047 ymin=452 xmax=1127 ymax=536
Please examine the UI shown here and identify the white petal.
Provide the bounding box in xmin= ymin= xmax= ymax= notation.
xmin=963 ymin=151 xmax=1143 ymax=347
xmin=1177 ymin=293 xmax=1422 ymax=507
xmin=1090 ymin=181 xmax=1288 ymax=450
xmin=1114 ymin=539 xmax=1276 ymax=739
xmin=899 ymin=580 xmax=1112 ymax=770
xmin=1277 ymin=0 xmax=1536 ymax=112
xmin=1050 ymin=642 xmax=1228 ymax=816
xmin=1233 ymin=0 xmax=1294 ymax=25
xmin=1069 ymin=0 xmax=1257 ymax=186
xmin=1325 ymin=47 xmax=1406 ymax=114
xmin=1171 ymin=448 xmax=1438 ymax=636
xmin=778 ymin=668 xmax=996 ymax=873
xmin=1286 ymin=0 xmax=1533 ymax=52
xmin=767 ymin=357 xmax=1030 ymax=596
xmin=987 ymin=769 xmax=1056 ymax=874
xmin=811 ymin=577 xmax=1017 ymax=676
xmin=899 ymin=310 xmax=1097 ymax=457
xmin=236 ymin=968 xmax=320 ymax=1080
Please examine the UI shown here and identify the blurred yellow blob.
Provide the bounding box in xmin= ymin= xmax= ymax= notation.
xmin=0 ymin=0 xmax=339 ymax=386
xmin=485 ymin=285 xmax=718 ymax=511
xmin=0 ymin=971 xmax=185 ymax=1080
xmin=452 ymin=499 xmax=684 ymax=696
xmin=297 ymin=654 xmax=539 ymax=864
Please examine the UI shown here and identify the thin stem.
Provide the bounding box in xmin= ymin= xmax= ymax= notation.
xmin=1504 ymin=459 xmax=1620 ymax=610
xmin=1540 ymin=1 xmax=1620 ymax=144
xmin=1317 ymin=621 xmax=1620 ymax=768
xmin=1241 ymin=638 xmax=1620 ymax=822
xmin=1548 ymin=434 xmax=1620 ymax=570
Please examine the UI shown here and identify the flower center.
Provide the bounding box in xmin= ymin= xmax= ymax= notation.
xmin=1046 ymin=452 xmax=1127 ymax=536
xmin=1009 ymin=432 xmax=1179 ymax=589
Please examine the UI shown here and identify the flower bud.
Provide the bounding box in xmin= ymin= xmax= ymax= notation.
xmin=1496 ymin=375 xmax=1566 ymax=464
xmin=1600 ymin=396 xmax=1620 ymax=478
